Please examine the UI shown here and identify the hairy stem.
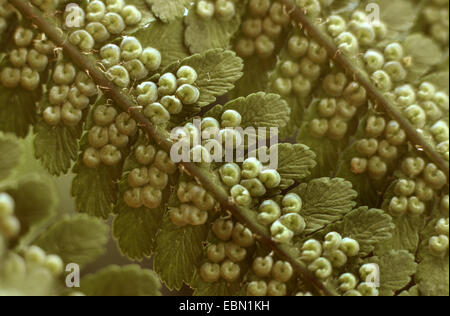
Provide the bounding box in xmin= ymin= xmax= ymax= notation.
xmin=9 ymin=0 xmax=332 ymax=296
xmin=281 ymin=0 xmax=449 ymax=180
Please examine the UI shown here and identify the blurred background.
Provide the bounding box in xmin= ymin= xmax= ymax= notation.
xmin=15 ymin=132 xmax=193 ymax=296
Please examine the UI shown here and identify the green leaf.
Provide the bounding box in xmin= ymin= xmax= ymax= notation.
xmin=146 ymin=0 xmax=190 ymax=22
xmin=163 ymin=49 xmax=244 ymax=107
xmin=325 ymin=207 xmax=395 ymax=256
xmin=35 ymin=214 xmax=109 ymax=268
xmin=80 ymin=265 xmax=161 ymax=296
xmin=0 ymin=85 xmax=37 ymax=138
xmin=33 ymin=119 xmax=82 ymax=176
xmin=223 ymin=92 xmax=291 ymax=129
xmin=154 ymin=216 xmax=209 ymax=290
xmin=278 ymin=95 xmax=305 ymax=139
xmin=113 ymin=207 xmax=165 ymax=260
xmin=134 ymin=19 xmax=189 ymax=69
xmin=291 ymin=178 xmax=357 ymax=234
xmin=230 ymin=56 xmax=274 ymax=99
xmin=415 ymin=254 xmax=449 ymax=296
xmin=366 ymin=250 xmax=417 ymax=296
xmin=0 ymin=133 xmax=23 ymax=182
xmin=405 ymin=34 xmax=443 ymax=67
xmin=378 ymin=0 xmax=417 ymax=32
xmin=6 ymin=175 xmax=57 ymax=236
xmin=375 ymin=215 xmax=425 ymax=256
xmin=300 ymin=137 xmax=345 ymax=179
xmin=276 ymin=143 xmax=317 ymax=182
xmin=422 ymin=71 xmax=449 ymax=95
xmin=184 ymin=5 xmax=240 ymax=54
xmin=335 ymin=164 xmax=382 ymax=207
xmin=404 ymin=34 xmax=444 ymax=82
xmin=71 ymin=162 xmax=120 ymax=219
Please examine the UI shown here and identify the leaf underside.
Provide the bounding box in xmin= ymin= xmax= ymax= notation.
xmin=154 ymin=216 xmax=209 ymax=291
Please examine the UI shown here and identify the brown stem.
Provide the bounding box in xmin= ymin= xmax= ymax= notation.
xmin=281 ymin=0 xmax=449 ymax=180
xmin=8 ymin=0 xmax=332 ymax=296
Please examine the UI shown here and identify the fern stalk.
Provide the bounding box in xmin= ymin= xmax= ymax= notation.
xmin=281 ymin=0 xmax=449 ymax=180
xmin=9 ymin=0 xmax=332 ymax=296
